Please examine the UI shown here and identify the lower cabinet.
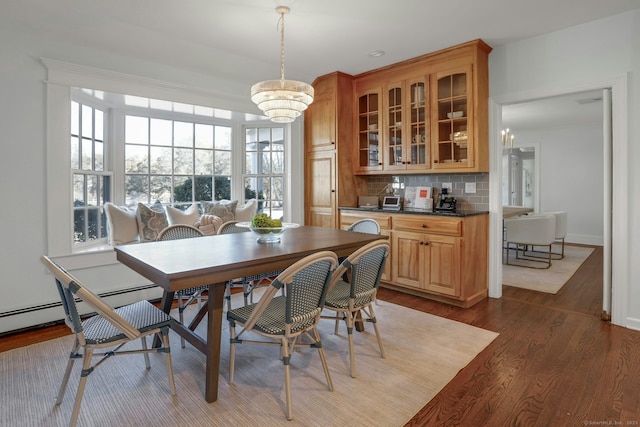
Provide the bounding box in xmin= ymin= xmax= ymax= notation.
xmin=339 ymin=209 xmax=488 ymax=308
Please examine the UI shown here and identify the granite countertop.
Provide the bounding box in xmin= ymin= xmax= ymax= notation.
xmin=339 ymin=206 xmax=489 ymax=218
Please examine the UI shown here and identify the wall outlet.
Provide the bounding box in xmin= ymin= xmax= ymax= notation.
xmin=465 ymin=182 xmax=477 ymax=194
xmin=442 ymin=182 xmax=453 ymax=192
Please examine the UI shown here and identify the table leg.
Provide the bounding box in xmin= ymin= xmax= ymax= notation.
xmin=205 ymin=282 xmax=226 ymax=403
xmin=154 ymin=291 xmax=175 ymax=347
xmin=355 ymin=310 xmax=365 ymax=332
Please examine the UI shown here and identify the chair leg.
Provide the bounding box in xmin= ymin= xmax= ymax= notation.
xmin=178 ymin=296 xmax=186 ymax=349
xmin=367 ymin=304 xmax=385 ymax=358
xmin=160 ymin=328 xmax=177 ymax=396
xmin=311 ymin=326 xmax=334 ymax=391
xmin=228 ymin=322 xmax=236 ymax=384
xmin=141 ymin=336 xmax=151 ymax=369
xmin=70 ymin=346 xmax=94 ymax=427
xmin=56 ymin=337 xmax=81 ymax=405
xmin=282 ymin=338 xmax=293 ymax=421
xmin=345 ymin=311 xmax=357 ymax=378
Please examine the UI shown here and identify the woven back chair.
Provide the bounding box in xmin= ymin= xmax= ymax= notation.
xmin=41 ymin=255 xmax=176 ymax=427
xmin=227 ymin=251 xmax=338 ymax=421
xmin=218 ymin=220 xmax=284 ymax=309
xmin=347 ymin=218 xmax=381 ymax=235
xmin=157 ymin=224 xmax=206 ymax=348
xmin=322 ymin=240 xmax=389 ymax=378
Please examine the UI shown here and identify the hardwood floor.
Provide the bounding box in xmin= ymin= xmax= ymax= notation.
xmin=2 ymin=245 xmax=639 ymax=425
xmin=378 ymin=245 xmax=640 ymax=426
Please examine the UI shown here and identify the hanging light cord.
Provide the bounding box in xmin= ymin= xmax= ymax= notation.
xmin=278 ymin=11 xmax=286 ymax=81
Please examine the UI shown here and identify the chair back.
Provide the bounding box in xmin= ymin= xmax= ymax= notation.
xmin=41 ymin=255 xmax=141 ymax=341
xmin=330 ymin=240 xmax=389 ymax=306
xmin=242 ymin=251 xmax=338 ymax=334
xmin=156 ymin=224 xmax=204 ymax=241
xmin=548 ymin=211 xmax=568 ymax=239
xmin=347 ymin=218 xmax=381 ymax=235
xmin=217 ymin=220 xmax=250 ymax=235
xmin=505 ymin=214 xmax=556 ymax=246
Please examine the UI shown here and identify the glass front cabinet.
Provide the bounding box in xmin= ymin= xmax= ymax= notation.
xmin=355 ymin=91 xmax=382 ymax=173
xmin=431 ymin=65 xmax=474 ymax=169
xmin=384 ymin=78 xmax=430 ymax=171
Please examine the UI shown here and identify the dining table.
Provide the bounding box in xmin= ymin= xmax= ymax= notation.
xmin=114 ymin=225 xmax=386 ymax=403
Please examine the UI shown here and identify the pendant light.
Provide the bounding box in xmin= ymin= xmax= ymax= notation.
xmin=250 ymin=6 xmax=314 ymax=123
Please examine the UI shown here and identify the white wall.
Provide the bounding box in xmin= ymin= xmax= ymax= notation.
xmin=512 ymin=124 xmax=604 ymax=245
xmin=489 ymin=10 xmax=640 ymax=328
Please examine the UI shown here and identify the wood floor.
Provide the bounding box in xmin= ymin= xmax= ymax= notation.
xmin=2 ymin=245 xmax=639 ymax=425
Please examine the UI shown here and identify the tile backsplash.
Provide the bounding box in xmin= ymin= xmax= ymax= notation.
xmin=365 ymin=173 xmax=489 ymax=211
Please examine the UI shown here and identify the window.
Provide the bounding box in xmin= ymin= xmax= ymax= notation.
xmin=244 ymin=127 xmax=285 ymax=220
xmin=124 ymin=115 xmax=232 ymax=207
xmin=71 ymin=99 xmax=111 ymax=246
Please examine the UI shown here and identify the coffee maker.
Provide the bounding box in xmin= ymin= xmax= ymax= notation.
xmin=435 ymin=188 xmax=457 ymax=212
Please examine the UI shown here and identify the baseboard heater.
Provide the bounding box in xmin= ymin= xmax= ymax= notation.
xmin=0 ymin=284 xmax=159 ymax=337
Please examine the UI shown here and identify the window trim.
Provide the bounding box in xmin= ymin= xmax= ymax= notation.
xmin=43 ymin=58 xmax=304 ymax=261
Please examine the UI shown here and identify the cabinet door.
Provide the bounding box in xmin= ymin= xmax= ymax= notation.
xmin=424 ymin=234 xmax=461 ymax=297
xmin=391 ymin=230 xmax=423 ymax=289
xmin=384 ymin=82 xmax=405 ymax=171
xmin=306 ymin=151 xmax=336 ymax=228
xmin=431 ymin=65 xmax=474 ymax=169
xmin=355 ymin=91 xmax=382 ymax=172
xmin=405 ymin=78 xmax=430 ymax=171
xmin=305 ymin=95 xmax=336 ymax=152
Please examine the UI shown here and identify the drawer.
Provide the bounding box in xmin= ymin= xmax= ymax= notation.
xmin=393 ymin=216 xmax=462 ymax=236
xmin=339 ymin=211 xmax=392 ymax=230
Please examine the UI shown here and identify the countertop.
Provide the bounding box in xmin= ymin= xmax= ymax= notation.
xmin=339 ymin=206 xmax=489 ymax=218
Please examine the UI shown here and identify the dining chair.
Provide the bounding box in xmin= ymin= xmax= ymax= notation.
xmin=322 ymin=240 xmax=389 ymax=378
xmin=40 ymin=255 xmax=176 ymax=427
xmin=227 ymin=251 xmax=338 ymax=421
xmin=504 ymin=214 xmax=556 ymax=268
xmin=157 ymin=224 xmax=206 ymax=348
xmin=523 ymin=211 xmax=568 ymax=259
xmin=218 ymin=220 xmax=283 ymax=309
xmin=347 ymin=218 xmax=381 ymax=235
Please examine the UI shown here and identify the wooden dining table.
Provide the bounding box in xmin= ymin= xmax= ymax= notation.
xmin=114 ymin=225 xmax=386 ymax=403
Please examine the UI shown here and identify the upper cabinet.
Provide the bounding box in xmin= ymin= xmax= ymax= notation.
xmin=353 ymin=39 xmax=491 ymax=175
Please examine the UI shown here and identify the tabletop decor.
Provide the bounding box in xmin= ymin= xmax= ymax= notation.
xmin=239 ymin=213 xmax=299 ymax=243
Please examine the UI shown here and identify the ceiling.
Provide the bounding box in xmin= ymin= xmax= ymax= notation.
xmin=3 ymin=0 xmax=635 ymax=125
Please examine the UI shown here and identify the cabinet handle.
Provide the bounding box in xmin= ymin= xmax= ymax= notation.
xmin=424 ymin=241 xmax=429 ymax=246
xmin=378 ymin=162 xmax=382 ymax=166
xmin=422 ymin=224 xmax=427 ymax=228
xmin=331 ymin=189 xmax=336 ymax=193
xmin=331 ymin=141 xmax=336 ymax=145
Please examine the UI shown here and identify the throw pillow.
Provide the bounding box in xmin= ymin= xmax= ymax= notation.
xmin=234 ymin=199 xmax=258 ymax=222
xmin=136 ymin=202 xmax=169 ymax=242
xmin=104 ymin=203 xmax=139 ymax=245
xmin=166 ymin=204 xmax=200 ymax=226
xmin=195 ymin=214 xmax=224 ymax=236
xmin=202 ymin=200 xmax=238 ymax=223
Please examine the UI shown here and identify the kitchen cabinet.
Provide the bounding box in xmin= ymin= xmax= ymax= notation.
xmin=352 ymin=39 xmax=491 ymax=175
xmin=338 ymin=209 xmax=488 ymax=308
xmin=304 ymin=72 xmax=367 ymax=228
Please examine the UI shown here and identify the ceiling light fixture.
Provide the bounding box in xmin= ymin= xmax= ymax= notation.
xmin=250 ymin=6 xmax=314 ymax=123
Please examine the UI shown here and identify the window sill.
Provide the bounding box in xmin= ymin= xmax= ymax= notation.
xmin=55 ymin=244 xmax=119 ymax=270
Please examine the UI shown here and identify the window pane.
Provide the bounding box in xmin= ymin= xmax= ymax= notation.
xmin=259 ymin=128 xmax=271 ymax=148
xmin=245 ymin=152 xmax=258 ymax=174
xmin=194 ymin=176 xmax=213 ymax=201
xmin=272 ymin=151 xmax=284 ymax=174
xmin=86 ymin=175 xmax=98 ymax=206
xmin=150 ymin=118 xmax=172 ymax=146
xmin=215 ymin=126 xmax=232 ymax=149
xmin=81 ymin=138 xmax=93 ymax=170
xmin=214 ymin=176 xmax=231 ymax=200
xmin=150 ymin=175 xmax=171 ymax=203
xmin=71 ymin=101 xmax=79 ymax=135
xmin=173 ymin=176 xmax=192 ymax=202
xmin=125 ymin=175 xmax=149 ymax=205
xmin=74 ymin=209 xmax=86 ymax=243
xmin=245 ymin=128 xmax=257 ymax=151
xmin=215 ymin=151 xmax=231 ymax=175
xmin=82 ymin=105 xmax=93 ymax=138
xmin=71 ymin=136 xmax=80 ymax=169
xmin=95 ymin=141 xmax=104 ymax=171
xmin=150 ymin=146 xmax=172 ymax=174
xmin=125 ymin=116 xmax=149 ymax=144
xmin=87 ymin=207 xmax=100 ymax=240
xmin=195 ymin=149 xmax=213 ymax=175
xmin=174 ymin=121 xmax=193 ymax=147
xmin=73 ymin=174 xmax=85 ymax=205
xmin=95 ymin=109 xmax=104 ymax=140
xmin=272 ymin=127 xmax=284 ymax=148
xmin=195 ymin=124 xmax=213 ymax=149
xmin=125 ymin=145 xmax=149 ymax=173
xmin=174 ymin=148 xmax=193 ymax=174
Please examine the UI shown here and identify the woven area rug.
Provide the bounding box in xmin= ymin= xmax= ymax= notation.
xmin=503 ymin=245 xmax=595 ymax=294
xmin=0 ymin=296 xmax=497 ymax=427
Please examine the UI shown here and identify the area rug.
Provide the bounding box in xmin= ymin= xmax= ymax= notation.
xmin=0 ymin=297 xmax=498 ymax=427
xmin=503 ymin=245 xmax=594 ymax=294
